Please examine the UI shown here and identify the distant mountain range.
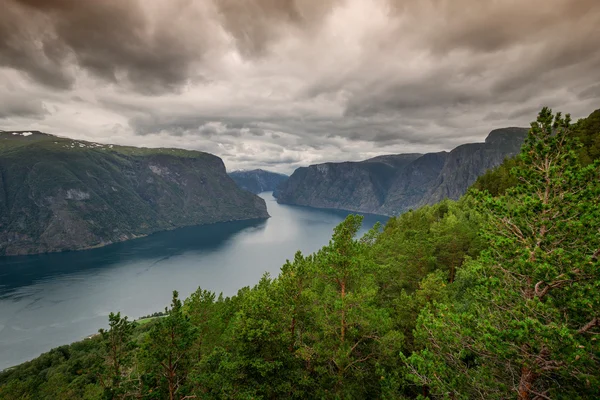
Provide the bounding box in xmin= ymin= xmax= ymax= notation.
xmin=276 ymin=127 xmax=528 ymax=215
xmin=228 ymin=169 xmax=288 ymax=194
xmin=0 ymin=131 xmax=268 ymax=255
xmin=0 ymin=126 xmax=531 ymax=254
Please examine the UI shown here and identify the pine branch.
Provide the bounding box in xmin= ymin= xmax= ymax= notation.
xmin=578 ymin=317 xmax=599 ymax=334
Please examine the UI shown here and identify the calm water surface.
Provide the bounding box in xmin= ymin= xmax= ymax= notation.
xmin=0 ymin=193 xmax=385 ymax=370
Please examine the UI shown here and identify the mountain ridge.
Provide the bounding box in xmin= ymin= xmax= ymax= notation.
xmin=277 ymin=127 xmax=528 ymax=215
xmin=0 ymin=131 xmax=269 ymax=255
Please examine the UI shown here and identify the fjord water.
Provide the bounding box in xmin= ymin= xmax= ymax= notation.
xmin=0 ymin=193 xmax=385 ymax=370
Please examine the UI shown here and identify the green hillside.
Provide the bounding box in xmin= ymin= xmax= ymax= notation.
xmin=0 ymin=131 xmax=268 ymax=255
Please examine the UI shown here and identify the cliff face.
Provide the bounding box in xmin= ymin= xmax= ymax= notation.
xmin=276 ymin=154 xmax=421 ymax=213
xmin=277 ymin=128 xmax=528 ymax=215
xmin=418 ymin=128 xmax=529 ymax=206
xmin=0 ymin=131 xmax=269 ymax=255
xmin=228 ymin=169 xmax=288 ymax=194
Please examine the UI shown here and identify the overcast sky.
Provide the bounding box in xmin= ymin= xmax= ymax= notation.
xmin=1 ymin=0 xmax=599 ymax=173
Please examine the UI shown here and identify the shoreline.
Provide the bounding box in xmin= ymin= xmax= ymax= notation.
xmin=1 ymin=315 xmax=164 ymax=373
xmin=0 ymin=215 xmax=270 ymax=258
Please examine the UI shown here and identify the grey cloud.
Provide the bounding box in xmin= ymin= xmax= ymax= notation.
xmin=0 ymin=2 xmax=73 ymax=89
xmin=344 ymin=45 xmax=600 ymax=122
xmin=130 ymin=114 xmax=208 ymax=135
xmin=215 ymin=0 xmax=340 ymax=56
xmin=387 ymin=0 xmax=595 ymax=55
xmin=483 ymin=106 xmax=548 ymax=122
xmin=130 ymin=114 xmax=252 ymax=137
xmin=0 ymin=96 xmax=48 ymax=119
xmin=129 ymin=105 xmax=474 ymax=151
xmin=234 ymin=154 xmax=302 ymax=165
xmin=248 ymin=128 xmax=265 ymax=136
xmin=1 ymin=0 xmax=341 ymax=94
xmin=287 ymin=0 xmax=600 ymax=129
xmin=1 ymin=0 xmax=210 ymax=94
xmin=579 ymin=84 xmax=600 ymax=100
xmin=483 ymin=112 xmax=506 ymax=122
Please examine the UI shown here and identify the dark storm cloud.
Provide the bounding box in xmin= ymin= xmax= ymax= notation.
xmin=0 ymin=1 xmax=73 ymax=89
xmin=0 ymin=0 xmax=341 ymax=93
xmin=1 ymin=0 xmax=209 ymax=93
xmin=215 ymin=0 xmax=340 ymax=56
xmin=341 ymin=0 xmax=600 ymax=119
xmin=400 ymin=0 xmax=597 ymax=55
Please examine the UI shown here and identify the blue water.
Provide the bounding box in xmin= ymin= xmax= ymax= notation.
xmin=0 ymin=193 xmax=385 ymax=370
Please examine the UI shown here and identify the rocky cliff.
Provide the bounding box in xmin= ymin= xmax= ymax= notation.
xmin=228 ymin=169 xmax=288 ymax=194
xmin=277 ymin=128 xmax=528 ymax=215
xmin=0 ymin=131 xmax=269 ymax=255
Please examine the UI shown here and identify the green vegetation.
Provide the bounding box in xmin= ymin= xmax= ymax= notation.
xmin=135 ymin=318 xmax=158 ymax=326
xmin=1 ymin=108 xmax=598 ymax=399
xmin=135 ymin=312 xmax=168 ymax=326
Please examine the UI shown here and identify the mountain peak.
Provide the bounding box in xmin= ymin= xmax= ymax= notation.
xmin=485 ymin=127 xmax=529 ymax=145
xmin=0 ymin=130 xmax=51 ymax=139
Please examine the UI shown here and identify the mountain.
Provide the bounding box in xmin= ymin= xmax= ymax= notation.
xmin=0 ymin=131 xmax=269 ymax=256
xmin=228 ymin=169 xmax=288 ymax=194
xmin=277 ymin=127 xmax=528 ymax=215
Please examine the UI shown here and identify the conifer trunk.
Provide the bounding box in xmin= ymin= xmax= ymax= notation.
xmin=517 ymin=365 xmax=536 ymax=400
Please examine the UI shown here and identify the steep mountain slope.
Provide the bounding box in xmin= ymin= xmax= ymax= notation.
xmin=0 ymin=131 xmax=269 ymax=255
xmin=277 ymin=128 xmax=528 ymax=215
xmin=228 ymin=169 xmax=288 ymax=194
xmin=276 ymin=154 xmax=422 ymax=212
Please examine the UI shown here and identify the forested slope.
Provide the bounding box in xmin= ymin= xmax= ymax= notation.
xmin=1 ymin=108 xmax=598 ymax=399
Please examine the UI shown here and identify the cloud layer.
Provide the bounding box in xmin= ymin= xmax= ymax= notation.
xmin=1 ymin=0 xmax=599 ymax=173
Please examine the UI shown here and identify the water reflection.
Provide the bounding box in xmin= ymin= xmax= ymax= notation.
xmin=0 ymin=218 xmax=267 ymax=296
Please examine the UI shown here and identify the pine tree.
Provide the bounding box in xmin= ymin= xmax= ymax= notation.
xmin=309 ymin=215 xmax=399 ymax=397
xmin=409 ymin=107 xmax=600 ymax=399
xmin=140 ymin=291 xmax=196 ymax=400
xmin=98 ymin=312 xmax=136 ymax=399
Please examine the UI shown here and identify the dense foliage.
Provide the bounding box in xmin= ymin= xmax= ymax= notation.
xmin=1 ymin=108 xmax=598 ymax=399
